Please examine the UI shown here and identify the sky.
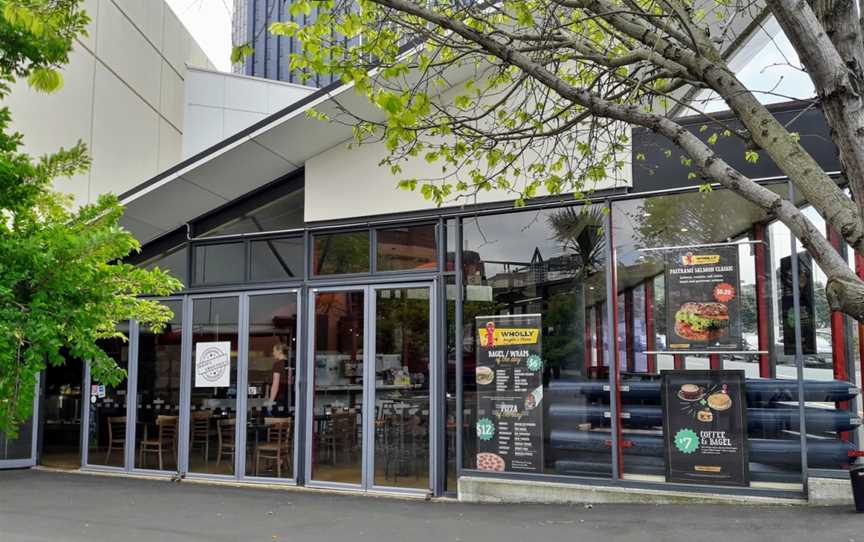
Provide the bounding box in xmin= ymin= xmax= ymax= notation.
xmin=165 ymin=0 xmax=233 ymax=72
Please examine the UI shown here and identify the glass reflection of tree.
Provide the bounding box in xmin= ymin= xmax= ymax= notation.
xmin=544 ymin=207 xmax=606 ymax=380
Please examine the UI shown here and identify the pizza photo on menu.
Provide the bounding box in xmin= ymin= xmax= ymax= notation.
xmin=476 ymin=452 xmax=506 ymax=472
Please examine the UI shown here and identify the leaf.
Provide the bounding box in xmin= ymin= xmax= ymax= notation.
xmin=230 ymin=43 xmax=254 ymax=64
xmin=745 ymin=150 xmax=759 ymax=163
xmin=27 ymin=68 xmax=63 ymax=93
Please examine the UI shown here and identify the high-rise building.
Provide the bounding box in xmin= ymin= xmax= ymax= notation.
xmin=232 ymin=0 xmax=341 ymax=88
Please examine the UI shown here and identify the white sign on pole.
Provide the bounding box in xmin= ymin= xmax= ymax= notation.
xmin=195 ymin=341 xmax=232 ymax=388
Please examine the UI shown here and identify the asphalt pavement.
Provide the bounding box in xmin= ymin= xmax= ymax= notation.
xmin=0 ymin=469 xmax=861 ymax=542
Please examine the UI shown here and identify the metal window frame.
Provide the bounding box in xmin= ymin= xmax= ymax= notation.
xmin=183 ymin=292 xmax=244 ymax=482
xmin=125 ymin=297 xmax=187 ymax=477
xmin=240 ymin=288 xmax=302 ymax=485
xmin=0 ymin=376 xmax=40 ymax=469
xmin=80 ymin=321 xmax=135 ymax=473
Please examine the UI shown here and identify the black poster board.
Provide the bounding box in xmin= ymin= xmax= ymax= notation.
xmin=662 ymin=370 xmax=749 ymax=486
xmin=780 ymin=251 xmax=817 ymax=355
xmin=664 ymin=245 xmax=742 ymax=351
xmin=474 ymin=314 xmax=544 ymax=473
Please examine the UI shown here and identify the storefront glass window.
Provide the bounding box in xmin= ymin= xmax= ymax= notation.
xmin=376 ymin=224 xmax=437 ymax=272
xmin=198 ymin=187 xmax=304 ymax=237
xmin=461 ymin=205 xmax=611 ymax=478
xmin=188 ymin=297 xmax=240 ymax=476
xmin=610 ymin=185 xmax=833 ymax=487
xmin=143 ymin=246 xmax=188 ymax=287
xmin=86 ymin=323 xmax=130 ymax=468
xmin=246 ymin=293 xmax=298 ymax=479
xmin=250 ymin=238 xmax=304 ymax=281
xmin=194 ymin=243 xmax=246 ymax=285
xmin=312 ymin=231 xmax=370 ymax=275
xmin=134 ymin=300 xmax=182 ymax=471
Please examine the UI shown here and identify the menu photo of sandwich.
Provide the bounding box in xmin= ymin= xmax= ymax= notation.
xmin=674 ymin=302 xmax=730 ymax=342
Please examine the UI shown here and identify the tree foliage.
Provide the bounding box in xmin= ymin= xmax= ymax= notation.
xmin=0 ymin=0 xmax=182 ymax=437
xmin=234 ymin=0 xmax=864 ymax=323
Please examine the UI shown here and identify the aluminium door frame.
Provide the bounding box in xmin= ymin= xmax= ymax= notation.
xmin=366 ymin=281 xmax=437 ymax=497
xmin=304 ymin=284 xmax=369 ymax=491
xmin=128 ymin=297 xmax=186 ymax=478
xmin=0 ymin=376 xmax=40 ymax=469
xmin=238 ymin=287 xmax=303 ymax=486
xmin=183 ymin=291 xmax=244 ymax=482
xmin=304 ymin=281 xmax=439 ymax=495
xmin=80 ymin=320 xmax=138 ymax=473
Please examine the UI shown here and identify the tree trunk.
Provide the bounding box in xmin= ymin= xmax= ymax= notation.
xmin=769 ymin=0 xmax=864 ymax=239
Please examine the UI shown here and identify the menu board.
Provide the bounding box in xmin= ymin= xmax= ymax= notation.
xmin=662 ymin=370 xmax=749 ymax=486
xmin=664 ymin=245 xmax=742 ymax=351
xmin=474 ymin=315 xmax=543 ymax=473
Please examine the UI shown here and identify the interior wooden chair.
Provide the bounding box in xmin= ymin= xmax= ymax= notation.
xmin=138 ymin=415 xmax=178 ymax=470
xmin=189 ymin=410 xmax=212 ymax=461
xmin=254 ymin=417 xmax=293 ymax=477
xmin=216 ymin=418 xmax=236 ymax=471
xmin=104 ymin=416 xmax=127 ymax=464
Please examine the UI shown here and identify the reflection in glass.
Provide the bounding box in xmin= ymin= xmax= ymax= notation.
xmin=376 ymin=224 xmax=437 ymax=271
xmin=135 ymin=300 xmax=182 ymax=471
xmin=609 ymin=186 xmax=838 ymax=486
xmin=189 ymin=297 xmax=239 ymax=476
xmin=250 ymin=238 xmax=304 ymax=281
xmin=246 ymin=293 xmax=298 ymax=479
xmin=194 ymin=243 xmax=245 ymax=285
xmin=87 ymin=323 xmax=130 ymax=467
xmin=41 ymin=355 xmax=84 ymax=469
xmin=461 ymin=205 xmax=610 ymax=477
xmin=312 ymin=232 xmax=370 ymax=275
xmin=311 ymin=291 xmax=364 ymax=484
xmin=373 ymin=287 xmax=430 ymax=489
xmin=198 ymin=187 xmax=304 ymax=237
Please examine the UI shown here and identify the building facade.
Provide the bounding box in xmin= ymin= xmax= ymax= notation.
xmin=232 ymin=0 xmax=343 ymax=88
xmin=1 ymin=6 xmax=860 ymax=505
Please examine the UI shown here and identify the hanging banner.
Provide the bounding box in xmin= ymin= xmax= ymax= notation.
xmin=662 ymin=370 xmax=749 ymax=486
xmin=780 ymin=251 xmax=817 ymax=355
xmin=195 ymin=341 xmax=232 ymax=388
xmin=474 ymin=314 xmax=544 ymax=473
xmin=664 ymin=245 xmax=742 ymax=351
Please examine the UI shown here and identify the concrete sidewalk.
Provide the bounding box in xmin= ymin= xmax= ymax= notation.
xmin=0 ymin=469 xmax=861 ymax=542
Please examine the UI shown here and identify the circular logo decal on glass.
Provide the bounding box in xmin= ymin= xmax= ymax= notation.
xmin=198 ymin=346 xmax=230 ymax=383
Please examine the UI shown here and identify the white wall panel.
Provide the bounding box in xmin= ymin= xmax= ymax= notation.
xmin=305 ymin=134 xmax=632 ymax=222
xmin=186 ymin=70 xmax=225 ymax=107
xmin=90 ymin=63 xmax=160 ymax=197
xmin=96 ymin=0 xmax=162 ymax=109
xmin=224 ymin=109 xmax=267 ymax=136
xmin=158 ymin=118 xmax=183 ymax=171
xmin=112 ymin=0 xmax=164 ymax=50
xmin=159 ymin=59 xmax=185 ymax=128
xmin=267 ymin=82 xmax=316 ymax=113
xmin=183 ymin=105 xmax=224 ymax=157
xmin=225 ymin=76 xmax=268 ymax=113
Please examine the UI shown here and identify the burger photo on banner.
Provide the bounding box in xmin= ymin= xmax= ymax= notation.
xmin=664 ymin=246 xmax=742 ymax=352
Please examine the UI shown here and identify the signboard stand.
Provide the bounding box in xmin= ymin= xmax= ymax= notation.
xmin=662 ymin=370 xmax=749 ymax=486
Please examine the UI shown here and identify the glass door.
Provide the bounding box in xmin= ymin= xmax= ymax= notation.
xmin=244 ymin=290 xmax=300 ymax=481
xmin=0 ymin=379 xmax=39 ymax=469
xmin=370 ymin=285 xmax=433 ymax=492
xmin=307 ymin=288 xmax=367 ymax=487
xmin=187 ymin=295 xmax=240 ymax=477
xmin=305 ymin=284 xmax=435 ymax=493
